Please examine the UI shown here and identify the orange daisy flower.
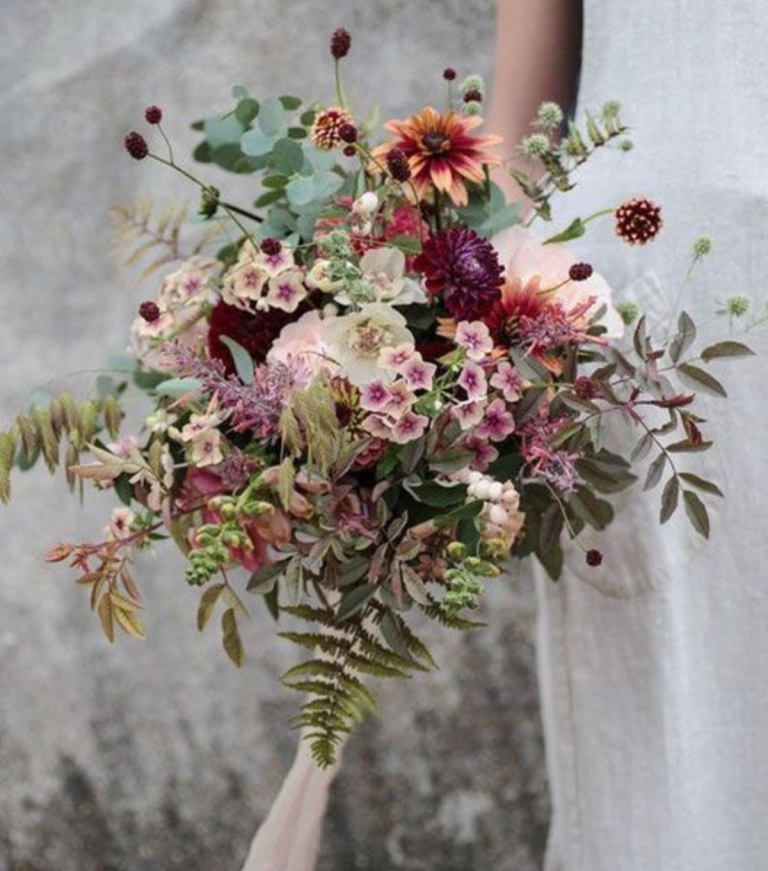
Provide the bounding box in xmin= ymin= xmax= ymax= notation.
xmin=373 ymin=107 xmax=502 ymax=207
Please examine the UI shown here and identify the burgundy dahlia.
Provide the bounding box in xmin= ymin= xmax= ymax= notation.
xmin=124 ymin=131 xmax=149 ymax=160
xmin=330 ymin=27 xmax=351 ymax=59
xmin=144 ymin=105 xmax=163 ymax=124
xmin=615 ymin=197 xmax=663 ymax=245
xmin=413 ymin=227 xmax=504 ymax=320
xmin=208 ymin=299 xmax=312 ymax=375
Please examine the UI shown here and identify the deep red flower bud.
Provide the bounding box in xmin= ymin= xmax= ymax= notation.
xmin=568 ymin=262 xmax=593 ymax=281
xmin=330 ymin=27 xmax=351 ymax=59
xmin=586 ymin=549 xmax=604 ymax=567
xmin=443 ymin=68 xmax=457 ymax=81
xmin=144 ymin=105 xmax=163 ymax=124
xmin=338 ymin=123 xmax=358 ymax=144
xmin=138 ymin=301 xmax=161 ymax=323
xmin=343 ymin=145 xmax=357 ymax=158
xmin=386 ymin=148 xmax=412 ymax=183
xmin=260 ymin=237 xmax=283 ymax=256
xmin=124 ymin=131 xmax=149 ymax=160
xmin=463 ymin=88 xmax=483 ymax=103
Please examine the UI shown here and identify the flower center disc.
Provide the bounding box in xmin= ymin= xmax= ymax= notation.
xmin=422 ymin=131 xmax=448 ymax=153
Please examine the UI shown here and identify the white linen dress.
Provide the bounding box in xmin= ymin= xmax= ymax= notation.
xmin=538 ymin=2 xmax=768 ymax=869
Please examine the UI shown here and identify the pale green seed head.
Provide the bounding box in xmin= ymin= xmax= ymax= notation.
xmin=620 ymin=139 xmax=634 ymax=152
xmin=460 ymin=74 xmax=484 ymax=96
xmin=521 ymin=133 xmax=551 ymax=158
xmin=537 ymin=101 xmax=564 ymax=129
xmin=616 ymin=301 xmax=639 ymax=325
xmin=462 ymin=100 xmax=482 ymax=116
xmin=725 ymin=295 xmax=751 ymax=317
xmin=602 ymin=100 xmax=622 ymax=120
xmin=693 ymin=236 xmax=712 ymax=257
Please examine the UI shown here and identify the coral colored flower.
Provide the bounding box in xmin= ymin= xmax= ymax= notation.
xmin=490 ymin=361 xmax=523 ymax=402
xmin=476 ymin=398 xmax=515 ymax=442
xmin=414 ymin=227 xmax=504 ymax=320
xmin=373 ymin=107 xmax=502 ymax=206
xmin=457 ymin=360 xmax=487 ymax=400
xmin=391 ymin=411 xmax=429 ymax=444
xmin=455 ymin=320 xmax=493 ymax=361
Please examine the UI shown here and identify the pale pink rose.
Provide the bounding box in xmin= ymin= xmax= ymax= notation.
xmin=492 ymin=226 xmax=624 ymax=337
xmin=267 ymin=310 xmax=335 ymax=376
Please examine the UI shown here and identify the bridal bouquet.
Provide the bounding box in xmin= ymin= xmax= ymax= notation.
xmin=1 ymin=29 xmax=753 ymax=766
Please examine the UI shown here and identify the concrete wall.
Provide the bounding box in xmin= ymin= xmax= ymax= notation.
xmin=0 ymin=2 xmax=549 ymax=868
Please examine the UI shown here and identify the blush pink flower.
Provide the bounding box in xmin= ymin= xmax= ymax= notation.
xmin=391 ymin=411 xmax=429 ymax=444
xmin=360 ymin=379 xmax=393 ymax=412
xmin=464 ymin=435 xmax=499 ymax=470
xmin=401 ymin=356 xmax=437 ymax=391
xmin=378 ymin=343 xmax=416 ymax=372
xmin=490 ymin=361 xmax=524 ymax=402
xmin=385 ymin=380 xmax=417 ymax=418
xmin=455 ymin=320 xmax=494 ymax=361
xmin=457 ymin=360 xmax=487 ymax=400
xmin=476 ymin=398 xmax=516 ymax=441
xmin=267 ymin=310 xmax=333 ymax=377
xmin=451 ymin=400 xmax=485 ymax=430
xmin=361 ymin=414 xmax=393 ymax=439
xmin=266 ymin=269 xmax=308 ymax=313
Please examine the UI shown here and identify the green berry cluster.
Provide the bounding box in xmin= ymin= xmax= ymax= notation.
xmin=443 ymin=552 xmax=502 ymax=613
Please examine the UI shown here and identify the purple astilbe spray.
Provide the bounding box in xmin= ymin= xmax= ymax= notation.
xmin=165 ymin=343 xmax=311 ymax=440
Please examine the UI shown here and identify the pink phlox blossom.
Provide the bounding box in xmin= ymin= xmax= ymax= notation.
xmin=457 ymin=360 xmax=487 ymax=400
xmin=476 ymin=398 xmax=516 ymax=441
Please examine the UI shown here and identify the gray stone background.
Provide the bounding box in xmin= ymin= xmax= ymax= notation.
xmin=0 ymin=1 xmax=549 ymax=868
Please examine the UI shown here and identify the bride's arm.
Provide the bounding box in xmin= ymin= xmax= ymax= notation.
xmin=488 ymin=0 xmax=583 ymax=202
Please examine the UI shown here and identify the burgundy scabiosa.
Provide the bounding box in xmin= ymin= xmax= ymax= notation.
xmin=615 ymin=197 xmax=663 ymax=245
xmin=414 ymin=227 xmax=504 ymax=320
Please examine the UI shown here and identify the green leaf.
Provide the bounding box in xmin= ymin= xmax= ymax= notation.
xmin=539 ymin=502 xmax=564 ymax=553
xmin=644 ymin=452 xmax=666 ymax=490
xmin=204 ymin=114 xmax=245 ymax=147
xmin=285 ymin=175 xmax=318 ymax=206
xmin=272 ymin=137 xmax=305 ymax=175
xmin=254 ymin=188 xmax=285 ymax=207
xmin=337 ymin=583 xmax=378 ymax=621
xmin=222 ymin=608 xmax=244 ymax=667
xmin=659 ymin=476 xmax=680 ymax=524
xmin=683 ymin=489 xmax=710 ymax=538
xmin=543 ymin=217 xmax=585 ymax=245
xmin=283 ymin=556 xmax=303 ymax=608
xmin=279 ymin=95 xmax=303 ymax=110
xmin=232 ymin=85 xmax=250 ymax=101
xmin=678 ymin=472 xmax=724 ymax=497
xmin=258 ymin=97 xmax=287 ymax=137
xmin=631 ymin=432 xmax=654 ymax=462
xmin=400 ymin=564 xmax=431 ymax=605
xmin=666 ymin=439 xmax=713 ymax=453
xmin=219 ymin=336 xmax=255 ymax=385
xmin=568 ymin=488 xmax=614 ymax=531
xmin=578 ymin=458 xmax=637 ymax=493
xmin=511 ymin=348 xmax=549 ymax=382
xmin=241 ymin=128 xmax=277 ymax=157
xmin=197 ymin=583 xmax=225 ymax=632
xmin=700 ymin=341 xmax=755 ymax=362
xmin=379 ymin=611 xmax=416 ymax=663
xmin=677 ymin=363 xmax=727 ymax=397
xmin=153 ymin=377 xmax=202 ymax=398
xmin=406 ymin=480 xmax=467 ymax=508
xmin=235 ymin=98 xmax=260 ymax=125
xmin=262 ymin=173 xmax=290 ymax=190
xmin=669 ymin=311 xmax=696 ymax=363
xmin=434 ymin=500 xmax=484 ymax=529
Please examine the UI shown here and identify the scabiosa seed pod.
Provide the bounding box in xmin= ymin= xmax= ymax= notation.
xmin=138 ymin=301 xmax=161 ymax=323
xmin=569 ymin=262 xmax=594 ymax=282
xmin=311 ymin=106 xmax=354 ymax=150
xmin=615 ymin=197 xmax=663 ymax=245
xmin=338 ymin=122 xmax=358 ymax=143
xmin=260 ymin=237 xmax=282 ymax=256
xmin=124 ymin=131 xmax=149 ymax=160
xmin=574 ymin=376 xmax=599 ymax=400
xmin=386 ymin=147 xmax=412 ymax=183
xmin=330 ymin=27 xmax=351 ymax=59
xmin=144 ymin=105 xmax=163 ymax=124
xmin=443 ymin=67 xmax=457 ymax=81
xmin=586 ymin=549 xmax=604 ymax=567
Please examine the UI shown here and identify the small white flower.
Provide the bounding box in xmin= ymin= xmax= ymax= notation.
xmin=266 ymin=269 xmax=308 ymax=313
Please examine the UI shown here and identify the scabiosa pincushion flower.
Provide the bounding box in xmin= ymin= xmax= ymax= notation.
xmin=414 ymin=227 xmax=504 ymax=320
xmin=312 ymin=107 xmax=354 ymax=151
xmin=615 ymin=197 xmax=663 ymax=245
xmin=373 ymin=107 xmax=502 ymax=206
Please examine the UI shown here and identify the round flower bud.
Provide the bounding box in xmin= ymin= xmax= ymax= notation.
xmin=124 ymin=131 xmax=149 ymax=160
xmin=693 ymin=236 xmax=712 ymax=257
xmin=462 ymin=100 xmax=482 ymax=117
xmin=260 ymin=237 xmax=282 ymax=256
xmin=330 ymin=27 xmax=351 ymax=59
xmin=536 ymin=101 xmax=564 ymax=129
xmin=616 ymin=301 xmax=640 ymax=325
xmin=725 ymin=295 xmax=751 ymax=318
xmin=338 ymin=123 xmax=358 ymax=143
xmin=568 ymin=262 xmax=594 ymax=282
xmin=521 ymin=133 xmax=550 ymax=159
xmin=138 ymin=301 xmax=161 ymax=323
xmin=463 ymin=88 xmax=483 ymax=103
xmin=443 ymin=68 xmax=457 ymax=81
xmin=586 ymin=549 xmax=604 ymax=567
xmin=386 ymin=147 xmax=412 ymax=183
xmin=574 ymin=376 xmax=599 ymax=400
xmin=343 ymin=145 xmax=357 ymax=157
xmin=144 ymin=105 xmax=163 ymax=124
